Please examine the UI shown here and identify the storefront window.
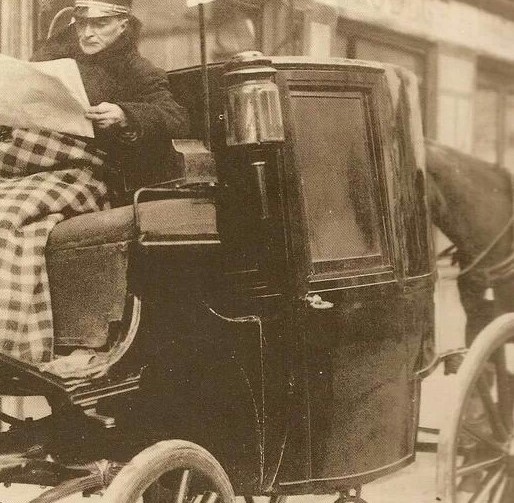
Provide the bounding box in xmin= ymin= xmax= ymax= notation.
xmin=333 ymin=23 xmax=428 ymax=124
xmin=354 ymin=39 xmax=425 ymax=86
xmin=137 ymin=0 xmax=261 ymax=69
xmin=472 ymin=87 xmax=499 ymax=163
xmin=473 ymin=68 xmax=514 ymax=169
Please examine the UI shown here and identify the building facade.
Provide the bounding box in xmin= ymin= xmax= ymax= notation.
xmin=282 ymin=0 xmax=514 ymax=167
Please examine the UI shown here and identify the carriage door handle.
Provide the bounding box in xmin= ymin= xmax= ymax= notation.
xmin=305 ymin=294 xmax=334 ymax=310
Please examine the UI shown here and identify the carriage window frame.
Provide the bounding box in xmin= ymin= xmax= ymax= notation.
xmin=283 ymin=67 xmax=393 ymax=282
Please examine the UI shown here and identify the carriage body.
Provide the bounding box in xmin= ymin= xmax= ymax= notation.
xmin=0 ymin=56 xmax=436 ymax=500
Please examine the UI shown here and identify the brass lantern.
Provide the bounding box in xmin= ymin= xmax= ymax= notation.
xmin=223 ymin=51 xmax=285 ymax=146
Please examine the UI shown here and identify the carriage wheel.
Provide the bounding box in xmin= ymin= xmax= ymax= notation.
xmin=437 ymin=314 xmax=514 ymax=503
xmin=102 ymin=440 xmax=236 ymax=503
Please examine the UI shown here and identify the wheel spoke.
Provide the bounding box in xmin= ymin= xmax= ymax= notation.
xmin=175 ymin=469 xmax=192 ymax=503
xmin=490 ymin=474 xmax=508 ymax=503
xmin=461 ymin=423 xmax=508 ymax=454
xmin=477 ymin=376 xmax=509 ymax=441
xmin=495 ymin=476 xmax=514 ymax=503
xmin=199 ymin=492 xmax=219 ymax=503
xmin=465 ymin=466 xmax=504 ymax=503
xmin=492 ymin=350 xmax=514 ymax=431
xmin=457 ymin=454 xmax=505 ymax=478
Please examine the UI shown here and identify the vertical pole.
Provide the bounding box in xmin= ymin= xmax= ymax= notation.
xmin=199 ymin=2 xmax=211 ymax=150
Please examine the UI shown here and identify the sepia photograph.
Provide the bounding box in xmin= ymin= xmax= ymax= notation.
xmin=0 ymin=0 xmax=512 ymax=501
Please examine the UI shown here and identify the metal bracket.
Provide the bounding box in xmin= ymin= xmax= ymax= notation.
xmin=335 ymin=487 xmax=367 ymax=503
xmin=305 ymin=294 xmax=334 ymax=310
xmin=84 ymin=408 xmax=116 ymax=429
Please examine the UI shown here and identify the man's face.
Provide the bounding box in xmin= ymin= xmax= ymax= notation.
xmin=75 ymin=16 xmax=128 ymax=55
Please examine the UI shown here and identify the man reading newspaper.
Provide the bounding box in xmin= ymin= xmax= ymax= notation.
xmin=0 ymin=0 xmax=189 ymax=363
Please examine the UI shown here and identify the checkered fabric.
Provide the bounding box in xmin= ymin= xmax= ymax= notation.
xmin=0 ymin=129 xmax=109 ymax=363
xmin=0 ymin=128 xmax=106 ymax=177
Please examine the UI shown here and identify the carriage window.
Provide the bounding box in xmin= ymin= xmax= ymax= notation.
xmin=290 ymin=89 xmax=388 ymax=274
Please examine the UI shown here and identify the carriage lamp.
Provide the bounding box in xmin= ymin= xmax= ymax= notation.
xmin=223 ymin=51 xmax=285 ymax=146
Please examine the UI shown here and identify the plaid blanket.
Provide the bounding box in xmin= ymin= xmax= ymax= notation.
xmin=0 ymin=128 xmax=109 ymax=363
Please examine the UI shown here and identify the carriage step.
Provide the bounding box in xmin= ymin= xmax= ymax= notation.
xmin=68 ymin=373 xmax=141 ymax=409
xmin=0 ymin=351 xmax=141 ymax=414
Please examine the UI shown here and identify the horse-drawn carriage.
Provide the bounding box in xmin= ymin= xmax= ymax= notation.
xmin=0 ymin=48 xmax=512 ymax=503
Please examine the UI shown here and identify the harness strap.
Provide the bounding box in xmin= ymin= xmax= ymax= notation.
xmin=457 ymin=214 xmax=514 ymax=278
xmin=447 ymin=171 xmax=514 ymax=287
xmin=482 ymin=171 xmax=514 ymax=286
xmin=460 ymin=171 xmax=514 ymax=289
xmin=484 ymin=251 xmax=514 ymax=285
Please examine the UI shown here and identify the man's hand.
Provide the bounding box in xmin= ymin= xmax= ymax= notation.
xmin=86 ymin=102 xmax=128 ymax=129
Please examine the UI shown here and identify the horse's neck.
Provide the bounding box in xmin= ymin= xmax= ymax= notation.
xmin=426 ymin=141 xmax=513 ymax=265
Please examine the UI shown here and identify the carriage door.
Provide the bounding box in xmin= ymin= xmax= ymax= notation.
xmin=284 ymin=67 xmax=419 ymax=485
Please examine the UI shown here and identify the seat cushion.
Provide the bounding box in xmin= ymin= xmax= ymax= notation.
xmin=47 ymin=204 xmax=136 ymax=252
xmin=47 ymin=198 xmax=218 ymax=251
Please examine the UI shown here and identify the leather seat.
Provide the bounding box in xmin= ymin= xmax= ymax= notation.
xmin=48 ymin=204 xmax=136 ymax=252
xmin=47 ymin=199 xmax=217 ymax=348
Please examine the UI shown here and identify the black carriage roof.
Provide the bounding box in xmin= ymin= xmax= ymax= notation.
xmin=168 ymin=55 xmax=416 ymax=80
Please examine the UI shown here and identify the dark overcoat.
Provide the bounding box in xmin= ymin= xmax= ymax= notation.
xmin=32 ymin=17 xmax=190 ymax=198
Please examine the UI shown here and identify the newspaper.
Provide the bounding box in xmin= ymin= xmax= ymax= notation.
xmin=0 ymin=54 xmax=93 ymax=137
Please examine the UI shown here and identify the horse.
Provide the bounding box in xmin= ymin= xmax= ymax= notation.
xmin=425 ymin=138 xmax=514 ymax=347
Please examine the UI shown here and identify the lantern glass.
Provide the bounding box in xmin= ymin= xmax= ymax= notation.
xmin=225 ymin=80 xmax=284 ymax=146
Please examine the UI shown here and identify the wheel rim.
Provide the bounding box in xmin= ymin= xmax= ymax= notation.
xmin=436 ymin=315 xmax=514 ymax=503
xmin=144 ymin=469 xmax=225 ymax=503
xmin=453 ymin=344 xmax=514 ymax=502
xmin=103 ymin=440 xmax=235 ymax=503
